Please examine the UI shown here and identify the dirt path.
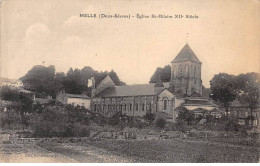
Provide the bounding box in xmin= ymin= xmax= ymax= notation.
xmin=0 ymin=143 xmax=77 ymax=163
xmin=38 ymin=142 xmax=133 ymax=162
xmin=0 ymin=141 xmax=132 ymax=163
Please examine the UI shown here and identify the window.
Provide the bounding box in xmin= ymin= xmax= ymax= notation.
xmin=112 ymin=104 xmax=116 ymax=111
xmin=124 ymin=103 xmax=127 ymax=111
xmin=147 ymin=102 xmax=151 ymax=111
xmin=94 ymin=104 xmax=97 ymax=112
xmin=129 ymin=104 xmax=132 ymax=111
xmin=135 ymin=103 xmax=139 ymax=111
xmin=179 ymin=65 xmax=183 ymax=77
xmin=194 ymin=66 xmax=196 ymax=77
xmin=163 ymin=99 xmax=168 ymax=110
xmin=174 ymin=66 xmax=177 ymax=78
xmin=142 ymin=103 xmax=145 ymax=111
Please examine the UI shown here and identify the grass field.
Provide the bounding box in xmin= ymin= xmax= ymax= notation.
xmin=38 ymin=138 xmax=260 ymax=163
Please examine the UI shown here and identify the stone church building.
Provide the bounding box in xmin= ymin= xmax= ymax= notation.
xmin=90 ymin=44 xmax=217 ymax=120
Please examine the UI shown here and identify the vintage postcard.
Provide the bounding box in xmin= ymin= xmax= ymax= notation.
xmin=0 ymin=0 xmax=259 ymax=163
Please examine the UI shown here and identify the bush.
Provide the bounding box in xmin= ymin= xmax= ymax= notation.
xmin=144 ymin=113 xmax=155 ymax=124
xmin=175 ymin=120 xmax=189 ymax=133
xmin=156 ymin=118 xmax=166 ymax=128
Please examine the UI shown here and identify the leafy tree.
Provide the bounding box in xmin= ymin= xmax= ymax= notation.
xmin=0 ymin=86 xmax=20 ymax=101
xmin=210 ymin=73 xmax=236 ymax=115
xmin=234 ymin=72 xmax=259 ymax=126
xmin=150 ymin=65 xmax=171 ymax=83
xmin=109 ymin=70 xmax=126 ymax=86
xmin=176 ymin=106 xmax=195 ymax=126
xmin=202 ymin=85 xmax=212 ymax=99
xmin=0 ymin=86 xmax=33 ymax=115
xmin=144 ymin=113 xmax=155 ymax=124
xmin=20 ymin=65 xmax=57 ymax=97
xmin=156 ymin=118 xmax=166 ymax=128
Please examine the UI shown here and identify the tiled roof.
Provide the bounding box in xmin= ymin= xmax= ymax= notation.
xmin=172 ymin=44 xmax=201 ymax=63
xmin=95 ymin=82 xmax=170 ymax=97
xmin=65 ymin=93 xmax=90 ymax=99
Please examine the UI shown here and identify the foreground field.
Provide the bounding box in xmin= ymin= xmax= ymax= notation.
xmin=38 ymin=138 xmax=260 ymax=163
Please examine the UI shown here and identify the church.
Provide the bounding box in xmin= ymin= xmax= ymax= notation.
xmin=90 ymin=44 xmax=218 ymax=120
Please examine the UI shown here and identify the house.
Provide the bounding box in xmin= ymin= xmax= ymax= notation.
xmin=56 ymin=90 xmax=91 ymax=109
xmin=229 ymin=99 xmax=260 ymax=131
xmin=18 ymin=89 xmax=36 ymax=100
xmin=0 ymin=78 xmax=23 ymax=88
xmin=91 ymin=43 xmax=219 ymax=121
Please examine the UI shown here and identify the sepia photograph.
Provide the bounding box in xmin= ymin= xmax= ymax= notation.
xmin=0 ymin=0 xmax=260 ymax=163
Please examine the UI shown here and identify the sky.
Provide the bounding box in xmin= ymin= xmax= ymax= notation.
xmin=1 ymin=0 xmax=260 ymax=88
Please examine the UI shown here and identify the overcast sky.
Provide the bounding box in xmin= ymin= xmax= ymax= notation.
xmin=1 ymin=0 xmax=259 ymax=87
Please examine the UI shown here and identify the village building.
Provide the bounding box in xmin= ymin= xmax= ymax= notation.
xmin=0 ymin=78 xmax=23 ymax=88
xmin=56 ymin=90 xmax=91 ymax=109
xmin=229 ymin=99 xmax=260 ymax=132
xmin=90 ymin=44 xmax=218 ymax=121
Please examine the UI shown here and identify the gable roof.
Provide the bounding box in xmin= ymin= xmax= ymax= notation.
xmin=95 ymin=82 xmax=170 ymax=97
xmin=96 ymin=75 xmax=115 ymax=89
xmin=172 ymin=43 xmax=201 ymax=63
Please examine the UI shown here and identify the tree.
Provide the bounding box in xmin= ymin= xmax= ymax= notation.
xmin=209 ymin=73 xmax=236 ymax=115
xmin=20 ymin=65 xmax=57 ymax=97
xmin=176 ymin=106 xmax=195 ymax=126
xmin=144 ymin=113 xmax=155 ymax=124
xmin=0 ymin=86 xmax=20 ymax=101
xmin=156 ymin=118 xmax=166 ymax=128
xmin=109 ymin=70 xmax=126 ymax=86
xmin=150 ymin=65 xmax=171 ymax=83
xmin=235 ymin=73 xmax=260 ymax=127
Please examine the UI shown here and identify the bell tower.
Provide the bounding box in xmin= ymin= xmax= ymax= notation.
xmin=170 ymin=43 xmax=202 ymax=95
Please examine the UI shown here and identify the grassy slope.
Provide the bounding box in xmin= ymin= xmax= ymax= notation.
xmin=38 ymin=139 xmax=260 ymax=163
xmin=79 ymin=139 xmax=259 ymax=163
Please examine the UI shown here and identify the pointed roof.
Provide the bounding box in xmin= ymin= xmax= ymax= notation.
xmin=172 ymin=43 xmax=201 ymax=63
xmin=96 ymin=75 xmax=116 ymax=90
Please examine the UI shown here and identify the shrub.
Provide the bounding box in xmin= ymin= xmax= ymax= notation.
xmin=144 ymin=113 xmax=155 ymax=124
xmin=175 ymin=120 xmax=189 ymax=133
xmin=156 ymin=118 xmax=166 ymax=128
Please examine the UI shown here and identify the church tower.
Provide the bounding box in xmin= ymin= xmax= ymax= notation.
xmin=170 ymin=44 xmax=202 ymax=95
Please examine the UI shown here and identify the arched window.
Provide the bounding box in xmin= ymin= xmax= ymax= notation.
xmin=142 ymin=103 xmax=145 ymax=111
xmin=129 ymin=104 xmax=132 ymax=111
xmin=194 ymin=66 xmax=196 ymax=77
xmin=179 ymin=65 xmax=183 ymax=77
xmin=146 ymin=102 xmax=151 ymax=111
xmin=163 ymin=98 xmax=168 ymax=110
xmin=124 ymin=103 xmax=127 ymax=111
xmin=174 ymin=66 xmax=177 ymax=78
xmin=94 ymin=104 xmax=97 ymax=112
xmin=185 ymin=65 xmax=188 ymax=76
xmin=135 ymin=103 xmax=139 ymax=111
xmin=147 ymin=102 xmax=152 ymax=112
